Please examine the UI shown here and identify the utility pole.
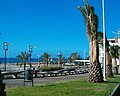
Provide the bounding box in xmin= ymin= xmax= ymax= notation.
xmin=3 ymin=42 xmax=10 ymax=71
xmin=29 ymin=45 xmax=33 ymax=68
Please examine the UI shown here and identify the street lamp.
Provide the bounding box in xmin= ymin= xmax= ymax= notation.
xmin=102 ymin=0 xmax=106 ymax=81
xmin=29 ymin=45 xmax=33 ymax=68
xmin=3 ymin=42 xmax=9 ymax=71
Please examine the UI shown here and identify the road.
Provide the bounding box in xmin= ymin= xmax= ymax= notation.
xmin=3 ymin=73 xmax=88 ymax=88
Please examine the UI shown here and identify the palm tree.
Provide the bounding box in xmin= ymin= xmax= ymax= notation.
xmin=68 ymin=52 xmax=81 ymax=63
xmin=109 ymin=45 xmax=119 ymax=74
xmin=16 ymin=51 xmax=30 ymax=70
xmin=67 ymin=57 xmax=72 ymax=63
xmin=57 ymin=51 xmax=63 ymax=65
xmin=43 ymin=52 xmax=51 ymax=66
xmin=97 ymin=32 xmax=113 ymax=77
xmin=78 ymin=0 xmax=103 ymax=82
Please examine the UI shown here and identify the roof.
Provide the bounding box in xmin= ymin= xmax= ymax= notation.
xmin=74 ymin=60 xmax=90 ymax=62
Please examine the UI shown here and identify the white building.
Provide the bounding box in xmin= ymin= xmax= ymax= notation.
xmin=99 ymin=36 xmax=120 ymax=73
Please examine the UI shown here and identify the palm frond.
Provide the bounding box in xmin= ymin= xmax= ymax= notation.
xmin=110 ymin=45 xmax=120 ymax=58
xmin=78 ymin=6 xmax=87 ymax=22
xmin=16 ymin=51 xmax=30 ymax=62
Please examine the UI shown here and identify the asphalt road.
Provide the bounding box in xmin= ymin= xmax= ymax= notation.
xmin=3 ymin=73 xmax=88 ymax=88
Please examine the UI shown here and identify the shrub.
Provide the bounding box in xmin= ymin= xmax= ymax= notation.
xmin=38 ymin=66 xmax=62 ymax=71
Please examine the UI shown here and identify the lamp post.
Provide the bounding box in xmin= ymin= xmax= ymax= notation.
xmin=3 ymin=42 xmax=9 ymax=71
xmin=102 ymin=0 xmax=106 ymax=81
xmin=29 ymin=45 xmax=33 ymax=68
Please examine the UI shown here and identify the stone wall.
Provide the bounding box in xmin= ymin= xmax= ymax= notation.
xmin=0 ymin=70 xmax=6 ymax=96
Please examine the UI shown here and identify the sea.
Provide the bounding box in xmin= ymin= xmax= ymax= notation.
xmin=0 ymin=58 xmax=59 ymax=64
xmin=0 ymin=58 xmax=37 ymax=64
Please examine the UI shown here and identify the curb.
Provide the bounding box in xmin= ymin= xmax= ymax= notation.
xmin=110 ymin=84 xmax=120 ymax=96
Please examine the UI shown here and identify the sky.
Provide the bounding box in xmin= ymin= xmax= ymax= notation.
xmin=0 ymin=0 xmax=119 ymax=58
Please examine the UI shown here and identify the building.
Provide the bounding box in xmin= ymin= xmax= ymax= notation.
xmin=99 ymin=36 xmax=120 ymax=73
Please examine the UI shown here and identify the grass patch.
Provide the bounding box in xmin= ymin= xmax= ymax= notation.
xmin=7 ymin=75 xmax=120 ymax=96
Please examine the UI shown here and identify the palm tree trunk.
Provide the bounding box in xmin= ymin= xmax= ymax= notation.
xmin=24 ymin=62 xmax=26 ymax=70
xmin=89 ymin=39 xmax=93 ymax=63
xmin=112 ymin=58 xmax=118 ymax=74
xmin=89 ymin=39 xmax=103 ymax=82
xmin=92 ymin=39 xmax=99 ymax=62
xmin=105 ymin=47 xmax=113 ymax=77
xmin=47 ymin=61 xmax=48 ymax=66
xmin=44 ymin=60 xmax=45 ymax=67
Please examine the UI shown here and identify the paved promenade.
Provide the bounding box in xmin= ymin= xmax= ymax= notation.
xmin=3 ymin=73 xmax=88 ymax=88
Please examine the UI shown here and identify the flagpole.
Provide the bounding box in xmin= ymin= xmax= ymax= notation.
xmin=102 ymin=0 xmax=106 ymax=81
